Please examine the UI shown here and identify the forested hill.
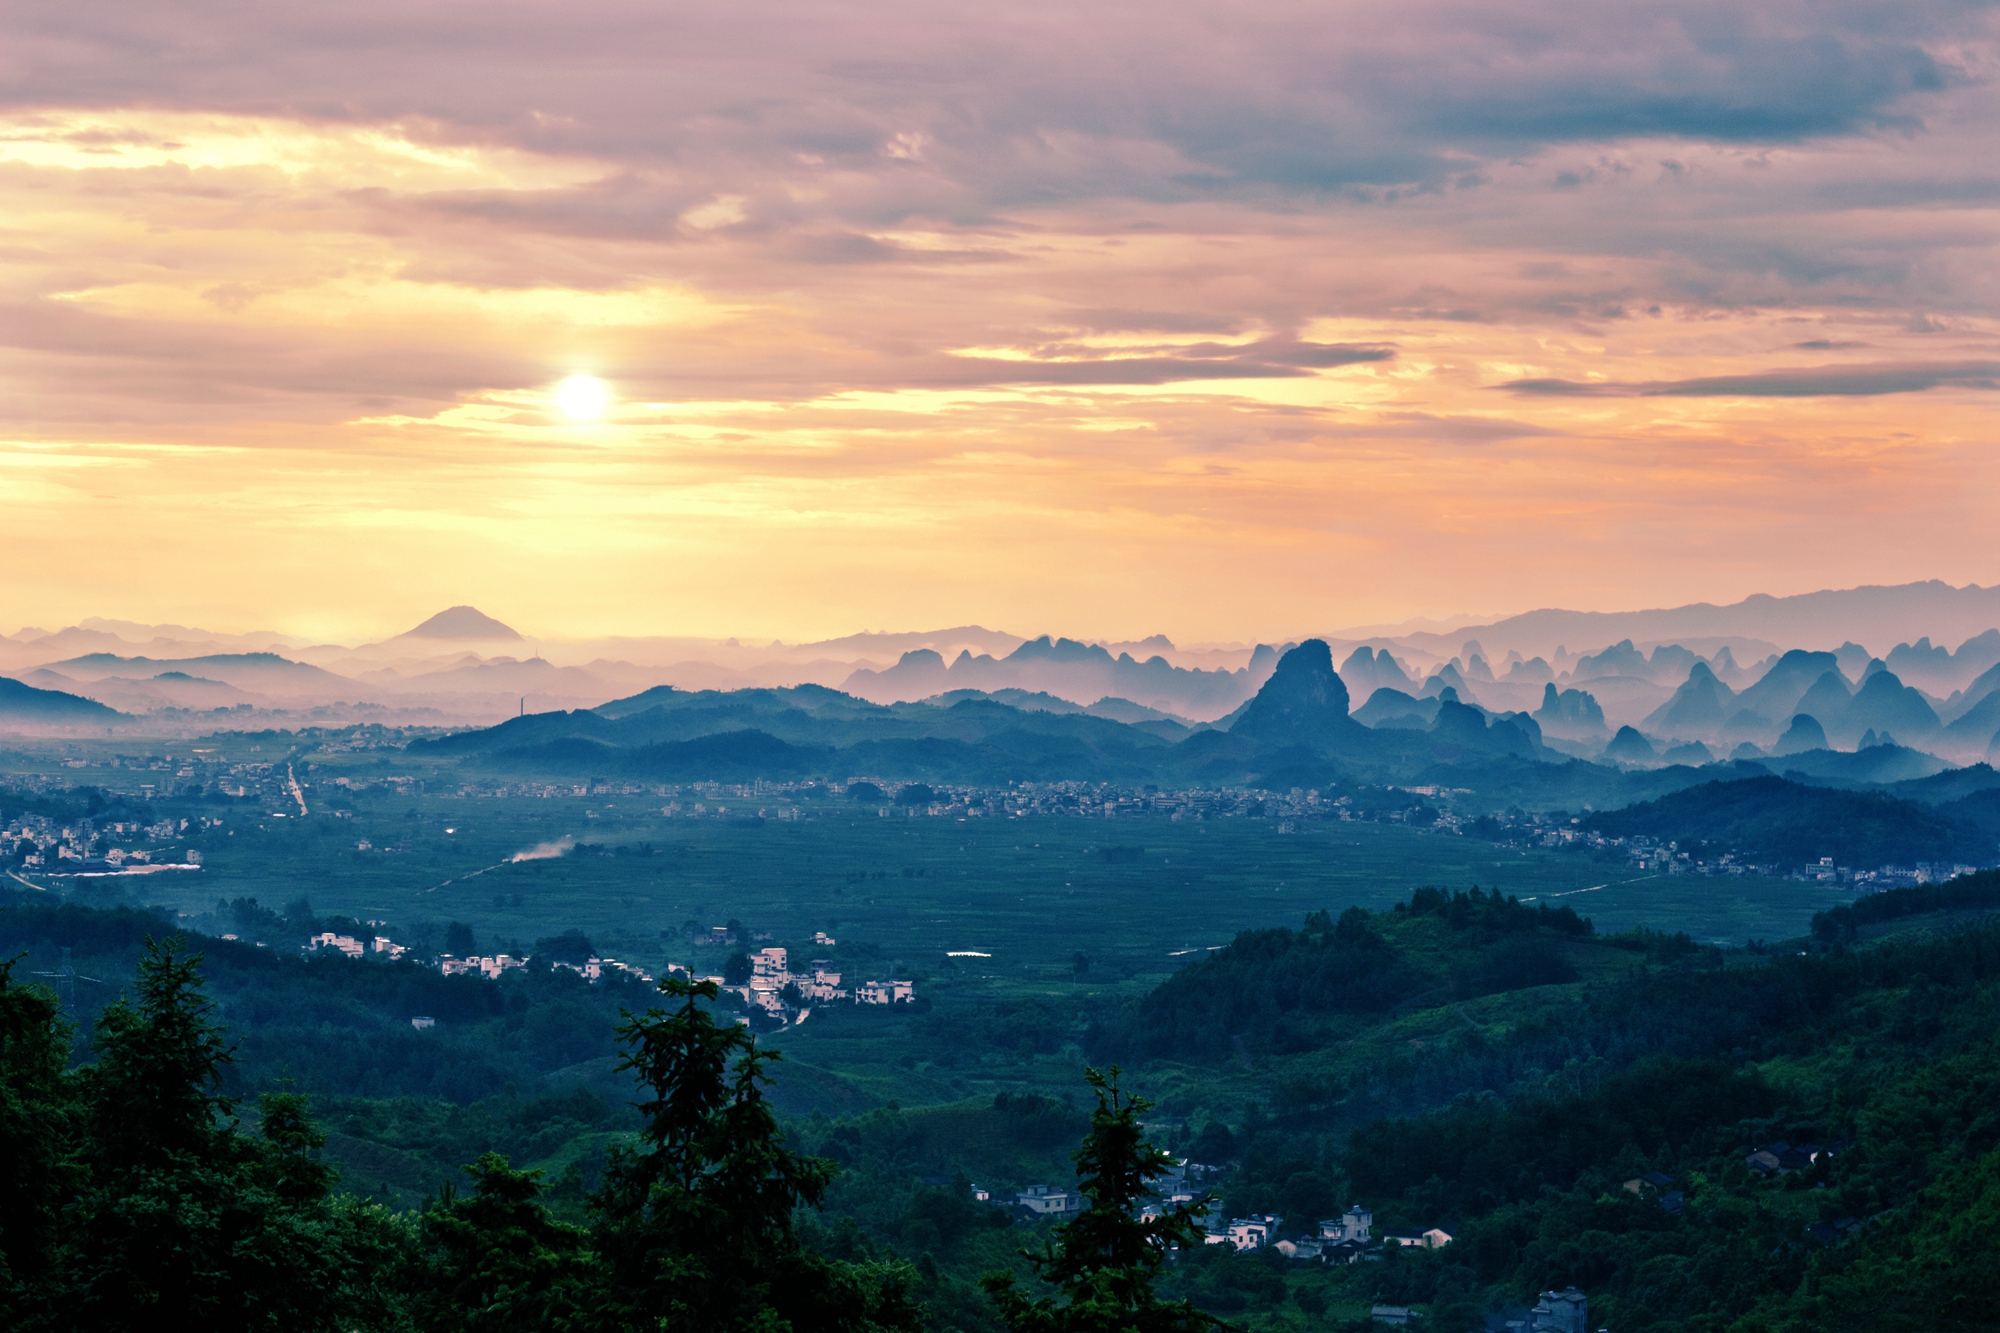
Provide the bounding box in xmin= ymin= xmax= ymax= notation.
xmin=10 ymin=878 xmax=2000 ymax=1328
xmin=1090 ymin=888 xmax=1593 ymax=1062
xmin=1076 ymin=875 xmax=2000 ymax=1329
xmin=1583 ymin=774 xmax=1996 ymax=867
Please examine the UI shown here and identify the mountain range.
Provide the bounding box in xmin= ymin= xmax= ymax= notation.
xmin=8 ymin=582 xmax=2000 ymax=738
xmin=413 ymin=636 xmax=1970 ymax=789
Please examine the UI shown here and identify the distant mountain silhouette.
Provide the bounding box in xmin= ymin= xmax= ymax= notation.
xmin=1793 ymin=670 xmax=1856 ymax=735
xmin=1775 ymin=714 xmax=1829 ymax=755
xmin=1602 ymin=725 xmax=1658 ymax=764
xmin=1943 ymin=661 xmax=2000 ymax=723
xmin=1883 ymin=629 xmax=2000 ymax=694
xmin=1643 ymin=661 xmax=1738 ymax=737
xmin=0 ymin=677 xmax=121 ymax=720
xmin=1661 ymin=740 xmax=1714 ymax=765
xmin=1426 ymin=696 xmax=1540 ymax=760
xmin=1503 ymin=656 xmax=1555 ymax=685
xmin=1338 ymin=646 xmax=1418 ymax=700
xmin=1838 ymin=670 xmax=1942 ymax=748
xmin=842 ymin=633 xmax=1274 ymax=720
xmin=39 ymin=652 xmax=348 ymax=697
xmin=1732 ymin=650 xmax=1843 ymax=731
xmin=1940 ymin=675 xmax=2000 ymax=755
xmin=1230 ymin=640 xmax=1363 ymax=748
xmin=1535 ymin=683 xmax=1608 ymax=739
xmin=1420 ymin=661 xmax=1476 ymax=703
xmin=1395 ymin=581 xmax=2000 ymax=661
xmin=1353 ymin=687 xmax=1438 ymax=729
xmin=1571 ymin=639 xmax=1654 ymax=681
xmin=400 ymin=606 xmax=522 ymax=640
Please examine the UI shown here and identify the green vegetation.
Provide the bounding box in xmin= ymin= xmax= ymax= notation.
xmin=0 ymin=939 xmax=922 ymax=1332
xmin=1811 ymin=867 xmax=2000 ymax=942
xmin=1583 ymin=774 xmax=1995 ymax=867
xmin=12 ymin=695 xmax=2000 ymax=1332
xmin=9 ymin=871 xmax=2000 ymax=1329
xmin=981 ymin=1069 xmax=1216 ymax=1333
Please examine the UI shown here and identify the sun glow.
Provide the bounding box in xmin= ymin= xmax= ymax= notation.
xmin=555 ymin=376 xmax=610 ymax=421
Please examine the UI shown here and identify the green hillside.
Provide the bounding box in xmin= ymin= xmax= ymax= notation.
xmin=1583 ymin=774 xmax=1994 ymax=867
xmin=13 ymin=876 xmax=2000 ymax=1330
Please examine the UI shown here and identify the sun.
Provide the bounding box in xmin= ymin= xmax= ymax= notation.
xmin=554 ymin=375 xmax=609 ymax=421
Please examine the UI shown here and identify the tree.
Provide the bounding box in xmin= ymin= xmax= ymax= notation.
xmin=982 ymin=1068 xmax=1220 ymax=1333
xmin=590 ymin=976 xmax=922 ymax=1332
xmin=59 ymin=935 xmax=365 ymax=1332
xmin=0 ymin=958 xmax=77 ymax=1324
xmin=535 ymin=930 xmax=597 ymax=967
xmin=416 ymin=1154 xmax=597 ymax=1332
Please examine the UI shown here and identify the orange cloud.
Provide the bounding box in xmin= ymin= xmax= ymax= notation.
xmin=3 ymin=3 xmax=1998 ymax=640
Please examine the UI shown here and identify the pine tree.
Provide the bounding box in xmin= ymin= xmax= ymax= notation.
xmin=591 ymin=975 xmax=923 ymax=1332
xmin=0 ymin=957 xmax=78 ymax=1327
xmin=59 ymin=935 xmax=368 ymax=1332
xmin=417 ymin=1153 xmax=597 ymax=1332
xmin=982 ymin=1068 xmax=1220 ymax=1333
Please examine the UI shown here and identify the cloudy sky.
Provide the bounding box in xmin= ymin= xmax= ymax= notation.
xmin=5 ymin=0 xmax=1997 ymax=642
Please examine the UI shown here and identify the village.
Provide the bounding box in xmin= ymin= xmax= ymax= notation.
xmin=303 ymin=930 xmax=915 ymax=1025
xmin=969 ymin=1171 xmax=1591 ymax=1332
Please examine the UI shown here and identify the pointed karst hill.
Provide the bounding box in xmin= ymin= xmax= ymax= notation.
xmin=1733 ymin=649 xmax=1841 ymax=725
xmin=1535 ymin=682 xmax=1608 ymax=738
xmin=1338 ymin=645 xmax=1417 ymax=698
xmin=1427 ymin=693 xmax=1541 ymax=758
xmin=1643 ymin=661 xmax=1738 ymax=737
xmin=1775 ymin=713 xmax=1830 ymax=755
xmin=1844 ymin=669 xmax=1943 ymax=743
xmin=1602 ymin=725 xmax=1658 ymax=765
xmin=1229 ymin=639 xmax=1364 ymax=748
xmin=1794 ymin=670 xmax=1856 ymax=735
xmin=397 ymin=606 xmax=523 ymax=641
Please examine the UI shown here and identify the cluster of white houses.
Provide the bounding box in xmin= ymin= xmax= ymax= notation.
xmin=987 ymin=1179 xmax=1454 ymax=1267
xmin=978 ymin=1177 xmax=1595 ymax=1332
xmin=304 ymin=936 xmax=914 ymax=1015
xmin=308 ymin=931 xmax=411 ymax=961
xmin=727 ymin=947 xmax=915 ymax=1017
xmin=308 ymin=933 xmax=655 ymax=984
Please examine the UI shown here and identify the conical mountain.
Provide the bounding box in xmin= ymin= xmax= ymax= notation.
xmin=1643 ymin=660 xmax=1737 ymax=737
xmin=1844 ymin=670 xmax=1941 ymax=743
xmin=1793 ymin=670 xmax=1856 ymax=742
xmin=1734 ymin=649 xmax=1840 ymax=725
xmin=1602 ymin=725 xmax=1657 ymax=764
xmin=1775 ymin=713 xmax=1829 ymax=755
xmin=1421 ymin=661 xmax=1475 ymax=702
xmin=399 ymin=606 xmax=522 ymax=641
xmin=1231 ymin=640 xmax=1362 ymax=748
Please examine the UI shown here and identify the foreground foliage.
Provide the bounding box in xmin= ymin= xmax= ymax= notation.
xmin=981 ymin=1068 xmax=1215 ymax=1333
xmin=0 ymin=944 xmax=921 ymax=1332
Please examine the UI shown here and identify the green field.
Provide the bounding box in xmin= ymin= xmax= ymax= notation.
xmin=135 ymin=795 xmax=1840 ymax=973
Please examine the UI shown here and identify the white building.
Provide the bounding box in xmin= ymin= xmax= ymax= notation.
xmin=309 ymin=932 xmax=367 ymax=959
xmin=1016 ymin=1185 xmax=1083 ymax=1215
xmin=1321 ymin=1206 xmax=1373 ymax=1244
xmin=1213 ymin=1214 xmax=1282 ymax=1251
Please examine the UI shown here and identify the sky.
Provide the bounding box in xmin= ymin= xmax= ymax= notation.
xmin=4 ymin=0 xmax=1998 ymax=644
